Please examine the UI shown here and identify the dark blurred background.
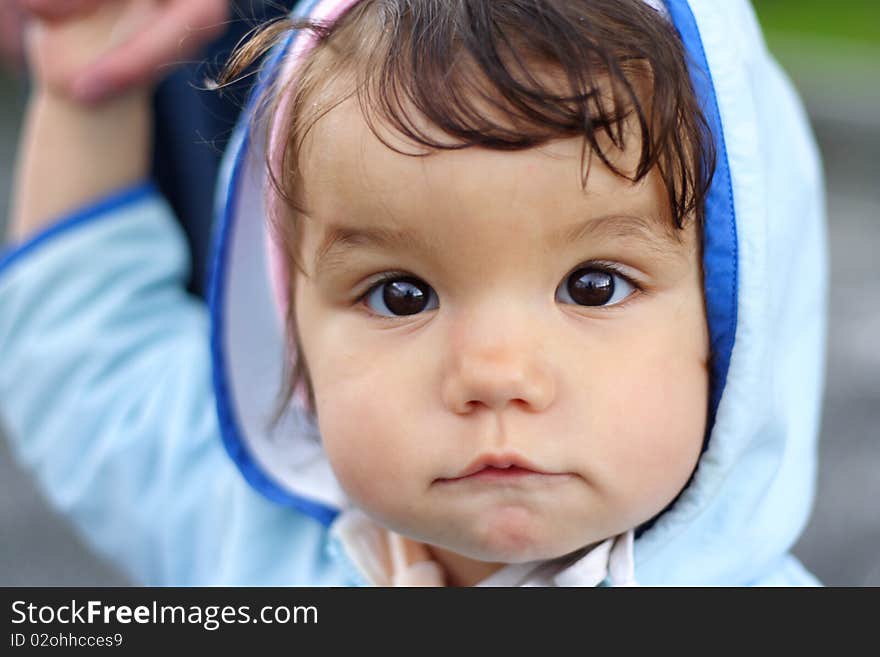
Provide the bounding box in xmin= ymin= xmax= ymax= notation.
xmin=1 ymin=1 xmax=878 ymax=586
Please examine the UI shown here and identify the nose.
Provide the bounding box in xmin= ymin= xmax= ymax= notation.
xmin=441 ymin=307 xmax=556 ymax=415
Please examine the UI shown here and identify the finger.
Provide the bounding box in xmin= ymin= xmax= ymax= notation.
xmin=70 ymin=0 xmax=229 ymax=103
xmin=0 ymin=2 xmax=25 ymax=71
xmin=18 ymin=0 xmax=103 ymax=23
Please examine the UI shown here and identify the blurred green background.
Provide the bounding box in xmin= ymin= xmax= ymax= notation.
xmin=753 ymin=0 xmax=880 ymax=129
xmin=755 ymin=0 xmax=879 ymax=45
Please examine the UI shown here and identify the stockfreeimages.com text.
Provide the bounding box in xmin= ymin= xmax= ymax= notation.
xmin=11 ymin=600 xmax=317 ymax=631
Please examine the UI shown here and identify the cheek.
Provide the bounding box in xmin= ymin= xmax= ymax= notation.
xmin=579 ymin=307 xmax=709 ymax=518
xmin=306 ymin=333 xmax=427 ymax=514
xmin=294 ymin=273 xmax=426 ymax=508
xmin=312 ymin=358 xmax=397 ymax=499
xmin=293 ymin=280 xmax=386 ymax=503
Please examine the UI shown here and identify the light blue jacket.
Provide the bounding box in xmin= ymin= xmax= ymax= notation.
xmin=0 ymin=0 xmax=827 ymax=585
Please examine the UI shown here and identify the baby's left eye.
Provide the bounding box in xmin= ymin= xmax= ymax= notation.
xmin=555 ymin=265 xmax=637 ymax=307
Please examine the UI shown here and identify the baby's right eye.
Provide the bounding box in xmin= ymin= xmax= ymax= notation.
xmin=361 ymin=274 xmax=439 ymax=318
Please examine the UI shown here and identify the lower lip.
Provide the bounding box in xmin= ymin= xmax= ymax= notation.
xmin=450 ymin=466 xmax=548 ymax=482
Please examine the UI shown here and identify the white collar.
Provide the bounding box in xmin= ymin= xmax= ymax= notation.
xmin=329 ymin=508 xmax=638 ymax=587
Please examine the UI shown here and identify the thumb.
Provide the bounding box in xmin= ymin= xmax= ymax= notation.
xmin=18 ymin=0 xmax=103 ymax=23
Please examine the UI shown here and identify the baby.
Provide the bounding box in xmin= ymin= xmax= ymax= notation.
xmin=1 ymin=0 xmax=827 ymax=586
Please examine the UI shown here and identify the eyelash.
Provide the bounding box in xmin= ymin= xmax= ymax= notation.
xmin=355 ymin=261 xmax=643 ymax=320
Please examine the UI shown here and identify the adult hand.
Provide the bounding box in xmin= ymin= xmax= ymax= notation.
xmin=25 ymin=0 xmax=162 ymax=98
xmin=20 ymin=0 xmax=230 ymax=103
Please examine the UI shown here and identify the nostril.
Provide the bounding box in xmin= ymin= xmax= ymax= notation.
xmin=461 ymin=397 xmax=534 ymax=415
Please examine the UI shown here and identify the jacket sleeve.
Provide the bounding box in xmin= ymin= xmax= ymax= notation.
xmin=0 ymin=183 xmax=343 ymax=585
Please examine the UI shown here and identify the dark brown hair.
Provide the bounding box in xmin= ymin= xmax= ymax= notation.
xmin=217 ymin=0 xmax=716 ymax=425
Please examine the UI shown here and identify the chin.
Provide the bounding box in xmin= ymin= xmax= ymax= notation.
xmin=453 ymin=537 xmax=578 ymax=565
xmin=445 ymin=515 xmax=588 ymax=564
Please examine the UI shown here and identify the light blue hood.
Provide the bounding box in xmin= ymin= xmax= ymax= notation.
xmin=210 ymin=0 xmax=827 ymax=584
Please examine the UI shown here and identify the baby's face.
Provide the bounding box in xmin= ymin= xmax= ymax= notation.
xmin=292 ymin=97 xmax=710 ymax=580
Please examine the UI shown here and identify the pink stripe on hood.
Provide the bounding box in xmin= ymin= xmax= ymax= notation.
xmin=266 ymin=0 xmax=364 ymax=328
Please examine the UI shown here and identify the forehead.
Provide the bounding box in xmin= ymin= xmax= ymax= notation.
xmin=296 ymin=95 xmax=691 ymax=262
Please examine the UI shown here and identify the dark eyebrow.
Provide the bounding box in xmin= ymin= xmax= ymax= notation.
xmin=314 ymin=224 xmax=439 ymax=278
xmin=552 ymin=214 xmax=682 ymax=256
xmin=314 ymin=214 xmax=681 ymax=277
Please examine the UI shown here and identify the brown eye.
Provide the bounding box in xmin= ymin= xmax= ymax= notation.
xmin=557 ymin=266 xmax=636 ymax=307
xmin=364 ymin=276 xmax=438 ymax=317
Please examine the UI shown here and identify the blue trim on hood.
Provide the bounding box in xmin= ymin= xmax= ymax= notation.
xmin=664 ymin=0 xmax=738 ymax=435
xmin=0 ymin=181 xmax=157 ymax=274
xmin=208 ymin=0 xmax=340 ymax=528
